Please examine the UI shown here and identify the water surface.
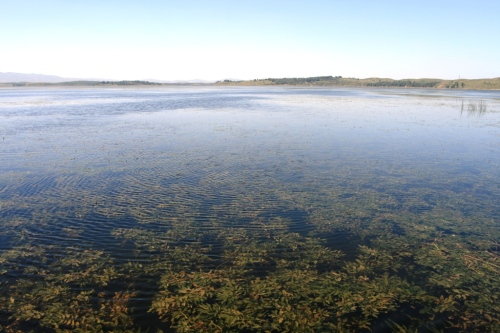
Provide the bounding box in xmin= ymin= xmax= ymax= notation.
xmin=1 ymin=87 xmax=500 ymax=332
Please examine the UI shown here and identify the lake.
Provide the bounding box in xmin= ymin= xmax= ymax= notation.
xmin=1 ymin=86 xmax=500 ymax=332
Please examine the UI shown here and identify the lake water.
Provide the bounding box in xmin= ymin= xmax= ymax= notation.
xmin=1 ymin=87 xmax=500 ymax=332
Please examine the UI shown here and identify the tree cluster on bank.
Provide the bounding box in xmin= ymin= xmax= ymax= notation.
xmin=263 ymin=76 xmax=343 ymax=85
xmin=365 ymin=79 xmax=441 ymax=88
xmin=98 ymin=80 xmax=162 ymax=86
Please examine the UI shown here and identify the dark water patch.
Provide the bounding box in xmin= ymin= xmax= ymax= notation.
xmin=0 ymin=234 xmax=13 ymax=250
xmin=198 ymin=231 xmax=227 ymax=261
xmin=0 ymin=319 xmax=54 ymax=333
xmin=408 ymin=204 xmax=433 ymax=214
xmin=323 ymin=230 xmax=363 ymax=261
xmin=258 ymin=208 xmax=314 ymax=236
xmin=472 ymin=187 xmax=495 ymax=197
xmin=435 ymin=226 xmax=455 ymax=235
xmin=421 ymin=193 xmax=438 ymax=206
xmin=370 ymin=308 xmax=417 ymax=333
xmin=381 ymin=219 xmax=406 ymax=236
xmin=339 ymin=192 xmax=356 ymax=199
xmin=79 ymin=213 xmax=147 ymax=259
xmin=159 ymin=173 xmax=201 ymax=188
xmin=488 ymin=243 xmax=500 ymax=253
xmin=392 ymin=192 xmax=417 ymax=204
xmin=19 ymin=213 xmax=145 ymax=262
xmin=0 ymin=208 xmax=33 ymax=219
xmin=8 ymin=175 xmax=58 ymax=197
xmin=449 ymin=181 xmax=474 ymax=193
xmin=0 ymin=183 xmax=14 ymax=200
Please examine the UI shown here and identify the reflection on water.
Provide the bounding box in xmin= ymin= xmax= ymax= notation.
xmin=1 ymin=87 xmax=500 ymax=332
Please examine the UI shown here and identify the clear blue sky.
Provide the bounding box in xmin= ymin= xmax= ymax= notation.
xmin=1 ymin=0 xmax=499 ymax=81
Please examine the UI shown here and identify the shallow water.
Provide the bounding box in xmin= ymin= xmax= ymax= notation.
xmin=1 ymin=87 xmax=500 ymax=332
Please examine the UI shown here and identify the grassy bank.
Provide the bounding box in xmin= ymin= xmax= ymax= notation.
xmin=214 ymin=76 xmax=500 ymax=90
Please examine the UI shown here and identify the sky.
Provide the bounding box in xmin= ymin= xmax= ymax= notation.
xmin=1 ymin=0 xmax=499 ymax=81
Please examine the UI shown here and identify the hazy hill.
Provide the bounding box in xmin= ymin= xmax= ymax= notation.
xmin=0 ymin=72 xmax=84 ymax=83
xmin=0 ymin=72 xmax=213 ymax=85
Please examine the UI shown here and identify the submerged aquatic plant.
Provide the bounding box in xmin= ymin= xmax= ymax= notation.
xmin=0 ymin=247 xmax=136 ymax=332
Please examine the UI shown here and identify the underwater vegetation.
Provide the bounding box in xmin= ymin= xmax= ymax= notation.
xmin=1 ymin=166 xmax=500 ymax=333
xmin=1 ymin=87 xmax=500 ymax=332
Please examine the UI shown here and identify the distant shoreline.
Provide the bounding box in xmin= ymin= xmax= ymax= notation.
xmin=1 ymin=76 xmax=500 ymax=90
xmin=213 ymin=76 xmax=500 ymax=90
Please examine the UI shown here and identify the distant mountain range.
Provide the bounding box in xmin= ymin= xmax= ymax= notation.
xmin=0 ymin=72 xmax=215 ymax=84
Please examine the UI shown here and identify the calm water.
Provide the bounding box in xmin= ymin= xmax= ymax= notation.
xmin=1 ymin=87 xmax=500 ymax=332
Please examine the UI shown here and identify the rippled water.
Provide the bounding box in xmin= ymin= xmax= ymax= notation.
xmin=1 ymin=87 xmax=500 ymax=332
